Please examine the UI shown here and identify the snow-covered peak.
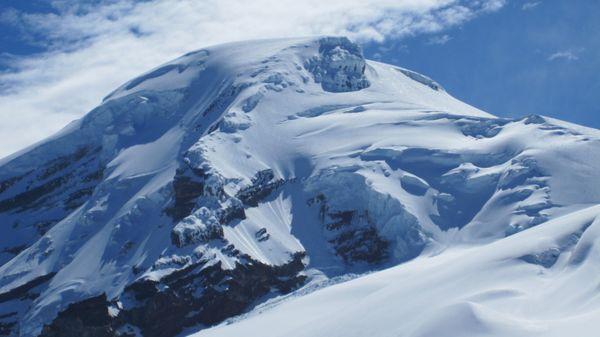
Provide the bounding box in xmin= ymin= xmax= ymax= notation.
xmin=0 ymin=36 xmax=598 ymax=337
xmin=104 ymin=37 xmax=366 ymax=101
xmin=101 ymin=36 xmax=486 ymax=116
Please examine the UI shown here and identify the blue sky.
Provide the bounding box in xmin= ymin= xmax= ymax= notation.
xmin=363 ymin=0 xmax=600 ymax=128
xmin=0 ymin=0 xmax=598 ymax=157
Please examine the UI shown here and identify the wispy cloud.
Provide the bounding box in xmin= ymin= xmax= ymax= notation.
xmin=427 ymin=34 xmax=452 ymax=45
xmin=522 ymin=1 xmax=541 ymax=11
xmin=482 ymin=0 xmax=507 ymax=12
xmin=0 ymin=0 xmax=506 ymax=158
xmin=548 ymin=49 xmax=581 ymax=62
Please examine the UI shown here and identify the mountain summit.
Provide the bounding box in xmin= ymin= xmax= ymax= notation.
xmin=1 ymin=37 xmax=599 ymax=337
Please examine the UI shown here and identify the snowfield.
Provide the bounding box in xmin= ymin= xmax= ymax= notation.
xmin=0 ymin=36 xmax=598 ymax=337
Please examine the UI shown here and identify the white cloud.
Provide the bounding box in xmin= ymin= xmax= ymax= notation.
xmin=427 ymin=34 xmax=453 ymax=45
xmin=481 ymin=0 xmax=507 ymax=12
xmin=522 ymin=1 xmax=541 ymax=10
xmin=548 ymin=49 xmax=580 ymax=62
xmin=0 ymin=0 xmax=506 ymax=158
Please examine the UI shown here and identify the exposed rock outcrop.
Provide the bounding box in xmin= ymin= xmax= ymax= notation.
xmin=305 ymin=37 xmax=370 ymax=93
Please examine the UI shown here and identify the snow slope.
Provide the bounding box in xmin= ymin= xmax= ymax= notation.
xmin=0 ymin=36 xmax=599 ymax=337
xmin=195 ymin=205 xmax=600 ymax=337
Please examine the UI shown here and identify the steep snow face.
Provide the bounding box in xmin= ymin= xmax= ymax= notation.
xmin=0 ymin=36 xmax=599 ymax=337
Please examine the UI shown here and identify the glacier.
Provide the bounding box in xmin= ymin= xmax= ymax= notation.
xmin=0 ymin=36 xmax=599 ymax=337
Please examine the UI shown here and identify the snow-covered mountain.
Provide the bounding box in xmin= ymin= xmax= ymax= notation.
xmin=0 ymin=37 xmax=599 ymax=337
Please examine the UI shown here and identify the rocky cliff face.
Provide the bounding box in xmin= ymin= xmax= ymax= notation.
xmin=305 ymin=37 xmax=370 ymax=92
